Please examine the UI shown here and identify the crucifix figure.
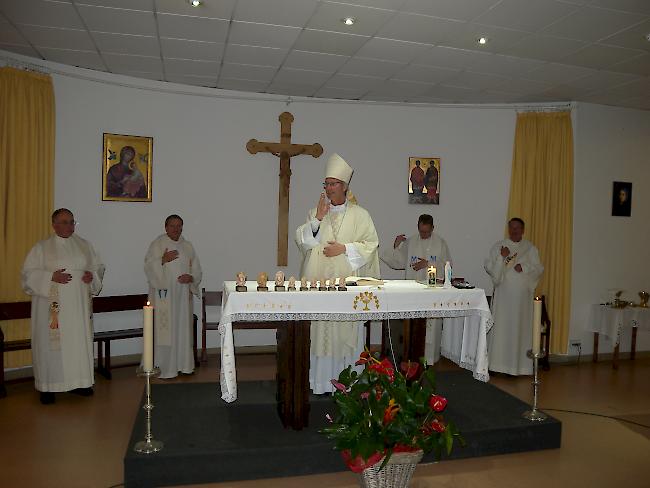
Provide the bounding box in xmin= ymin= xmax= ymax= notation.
xmin=247 ymin=112 xmax=323 ymax=266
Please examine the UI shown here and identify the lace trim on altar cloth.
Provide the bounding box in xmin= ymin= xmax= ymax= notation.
xmin=218 ymin=309 xmax=493 ymax=335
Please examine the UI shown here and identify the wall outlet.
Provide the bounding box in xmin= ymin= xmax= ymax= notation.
xmin=570 ymin=340 xmax=581 ymax=348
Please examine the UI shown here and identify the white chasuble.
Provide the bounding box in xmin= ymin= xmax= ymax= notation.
xmin=484 ymin=238 xmax=543 ymax=376
xmin=381 ymin=233 xmax=453 ymax=364
xmin=296 ymin=202 xmax=380 ymax=393
xmin=22 ymin=235 xmax=105 ymax=392
xmin=144 ymin=234 xmax=202 ymax=379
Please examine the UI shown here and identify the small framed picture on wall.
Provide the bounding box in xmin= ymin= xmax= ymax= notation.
xmin=408 ymin=157 xmax=440 ymax=204
xmin=611 ymin=181 xmax=632 ymax=217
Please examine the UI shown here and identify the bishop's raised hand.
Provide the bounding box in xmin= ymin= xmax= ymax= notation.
xmin=315 ymin=192 xmax=329 ymax=221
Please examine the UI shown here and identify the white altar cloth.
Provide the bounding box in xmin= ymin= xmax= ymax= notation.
xmin=586 ymin=305 xmax=650 ymax=345
xmin=219 ymin=280 xmax=493 ymax=402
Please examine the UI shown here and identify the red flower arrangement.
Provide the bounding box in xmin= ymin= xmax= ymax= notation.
xmin=320 ymin=351 xmax=463 ymax=472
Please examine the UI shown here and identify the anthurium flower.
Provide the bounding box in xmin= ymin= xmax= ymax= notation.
xmin=400 ymin=361 xmax=419 ymax=379
xmin=370 ymin=358 xmax=395 ymax=382
xmin=383 ymin=399 xmax=400 ymax=424
xmin=331 ymin=379 xmax=349 ymax=393
xmin=429 ymin=395 xmax=448 ymax=412
xmin=423 ymin=419 xmax=446 ymax=434
xmin=355 ymin=350 xmax=372 ymax=365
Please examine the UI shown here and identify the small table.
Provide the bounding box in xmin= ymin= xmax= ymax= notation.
xmin=587 ymin=305 xmax=650 ymax=369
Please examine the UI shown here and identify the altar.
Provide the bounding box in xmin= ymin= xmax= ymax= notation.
xmin=218 ymin=280 xmax=493 ymax=429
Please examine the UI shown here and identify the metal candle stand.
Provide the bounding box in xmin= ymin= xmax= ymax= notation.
xmin=133 ymin=366 xmax=164 ymax=453
xmin=522 ymin=349 xmax=547 ymax=422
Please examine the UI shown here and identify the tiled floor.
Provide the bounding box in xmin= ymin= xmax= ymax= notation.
xmin=1 ymin=355 xmax=649 ymax=488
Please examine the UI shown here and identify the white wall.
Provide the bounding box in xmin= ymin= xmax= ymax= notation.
xmin=46 ymin=67 xmax=649 ymax=358
xmin=570 ymin=103 xmax=650 ymax=355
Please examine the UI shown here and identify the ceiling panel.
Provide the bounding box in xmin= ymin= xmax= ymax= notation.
xmin=375 ymin=12 xmax=463 ymax=45
xmin=273 ymin=67 xmax=332 ymax=85
xmin=283 ymin=50 xmax=349 ymax=71
xmin=292 ymin=29 xmax=369 ymax=56
xmin=599 ymin=18 xmax=650 ymax=52
xmin=92 ymin=32 xmax=160 ymax=56
xmin=413 ymin=45 xmax=492 ymax=70
xmin=541 ymin=6 xmax=647 ymax=42
xmin=157 ymin=13 xmax=229 ymax=43
xmin=18 ymin=25 xmax=96 ymax=50
xmin=166 ymin=73 xmax=217 ymax=87
xmin=223 ymin=43 xmax=288 ymax=67
xmin=219 ymin=62 xmax=278 ymax=82
xmin=1 ymin=0 xmax=84 ymax=29
xmin=77 ymin=1 xmax=155 ymax=11
xmin=505 ymin=34 xmax=587 ymax=62
xmin=354 ymin=37 xmax=430 ymax=63
xmin=325 ymin=73 xmax=383 ymax=90
xmin=233 ymin=0 xmax=318 ymax=27
xmin=439 ymin=23 xmax=530 ymax=54
xmin=314 ymin=85 xmax=368 ymax=100
xmin=229 ymin=21 xmax=302 ymax=49
xmin=217 ymin=77 xmax=268 ymax=92
xmin=338 ymin=57 xmax=405 ymax=78
xmin=76 ymin=4 xmax=157 ymax=36
xmin=0 ymin=21 xmax=29 ymax=44
xmin=103 ymin=52 xmax=162 ymax=72
xmin=164 ymin=58 xmax=220 ymax=76
xmin=559 ymin=44 xmax=643 ymax=69
xmin=391 ymin=64 xmax=460 ymax=84
xmin=0 ymin=43 xmax=42 ymax=57
xmin=160 ymin=37 xmax=223 ymax=61
xmin=608 ymin=52 xmax=650 ymax=76
xmin=588 ymin=0 xmax=650 ymax=15
xmin=443 ymin=70 xmax=510 ymax=90
xmin=472 ymin=0 xmax=578 ymax=32
xmin=401 ymin=0 xmax=499 ymax=22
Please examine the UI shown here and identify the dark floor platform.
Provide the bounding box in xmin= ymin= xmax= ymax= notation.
xmin=124 ymin=371 xmax=561 ymax=488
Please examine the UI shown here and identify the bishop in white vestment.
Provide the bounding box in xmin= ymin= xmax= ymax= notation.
xmin=485 ymin=218 xmax=543 ymax=376
xmin=144 ymin=215 xmax=202 ymax=379
xmin=295 ymin=153 xmax=380 ymax=393
xmin=21 ymin=209 xmax=105 ymax=403
xmin=381 ymin=214 xmax=452 ymax=364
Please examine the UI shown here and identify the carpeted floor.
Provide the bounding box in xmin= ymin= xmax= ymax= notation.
xmin=124 ymin=370 xmax=561 ymax=488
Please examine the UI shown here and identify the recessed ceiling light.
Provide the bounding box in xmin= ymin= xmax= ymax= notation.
xmin=477 ymin=37 xmax=489 ymax=45
xmin=341 ymin=17 xmax=356 ymax=26
xmin=188 ymin=0 xmax=202 ymax=7
xmin=645 ymin=33 xmax=650 ymax=42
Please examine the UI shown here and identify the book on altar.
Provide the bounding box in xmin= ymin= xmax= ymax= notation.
xmin=345 ymin=276 xmax=384 ymax=286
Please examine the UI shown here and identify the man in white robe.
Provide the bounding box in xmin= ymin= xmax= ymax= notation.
xmin=381 ymin=214 xmax=452 ymax=364
xmin=22 ymin=208 xmax=105 ymax=404
xmin=485 ymin=218 xmax=543 ymax=376
xmin=144 ymin=214 xmax=202 ymax=379
xmin=295 ymin=153 xmax=380 ymax=393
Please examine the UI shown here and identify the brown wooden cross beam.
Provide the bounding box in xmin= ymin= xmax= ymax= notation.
xmin=247 ymin=112 xmax=323 ymax=266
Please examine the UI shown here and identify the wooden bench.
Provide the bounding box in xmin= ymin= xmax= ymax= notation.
xmin=0 ymin=294 xmax=198 ymax=397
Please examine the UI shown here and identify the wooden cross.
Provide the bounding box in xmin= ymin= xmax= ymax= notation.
xmin=247 ymin=112 xmax=323 ymax=266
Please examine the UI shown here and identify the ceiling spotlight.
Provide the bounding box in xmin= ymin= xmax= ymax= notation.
xmin=477 ymin=37 xmax=489 ymax=45
xmin=645 ymin=33 xmax=650 ymax=42
xmin=188 ymin=0 xmax=202 ymax=7
xmin=341 ymin=17 xmax=356 ymax=26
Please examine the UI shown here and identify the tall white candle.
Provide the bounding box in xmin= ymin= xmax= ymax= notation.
xmin=532 ymin=297 xmax=542 ymax=355
xmin=143 ymin=301 xmax=154 ymax=371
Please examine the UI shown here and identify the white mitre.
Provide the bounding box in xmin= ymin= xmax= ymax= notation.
xmin=325 ymin=153 xmax=353 ymax=184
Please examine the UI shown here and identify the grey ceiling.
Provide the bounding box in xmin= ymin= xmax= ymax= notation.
xmin=1 ymin=0 xmax=650 ymax=109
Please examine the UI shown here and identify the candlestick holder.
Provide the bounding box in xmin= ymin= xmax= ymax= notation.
xmin=134 ymin=366 xmax=164 ymax=454
xmin=522 ymin=349 xmax=547 ymax=422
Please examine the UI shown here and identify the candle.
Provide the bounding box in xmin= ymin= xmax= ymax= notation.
xmin=532 ymin=297 xmax=542 ymax=355
xmin=427 ymin=266 xmax=436 ymax=286
xmin=143 ymin=301 xmax=154 ymax=371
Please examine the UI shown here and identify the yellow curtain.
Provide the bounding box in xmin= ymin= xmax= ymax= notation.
xmin=0 ymin=67 xmax=55 ymax=368
xmin=507 ymin=111 xmax=573 ymax=354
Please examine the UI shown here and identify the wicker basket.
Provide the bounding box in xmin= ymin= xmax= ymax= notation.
xmin=358 ymin=450 xmax=424 ymax=488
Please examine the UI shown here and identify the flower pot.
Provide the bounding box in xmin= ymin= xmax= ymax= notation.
xmin=358 ymin=450 xmax=423 ymax=488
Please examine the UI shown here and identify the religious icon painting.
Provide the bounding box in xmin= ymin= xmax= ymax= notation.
xmin=611 ymin=181 xmax=632 ymax=217
xmin=408 ymin=157 xmax=440 ymax=204
xmin=102 ymin=133 xmax=153 ymax=202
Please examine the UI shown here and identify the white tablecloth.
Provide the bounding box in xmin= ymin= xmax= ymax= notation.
xmin=219 ymin=280 xmax=493 ymax=402
xmin=586 ymin=305 xmax=650 ymax=345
